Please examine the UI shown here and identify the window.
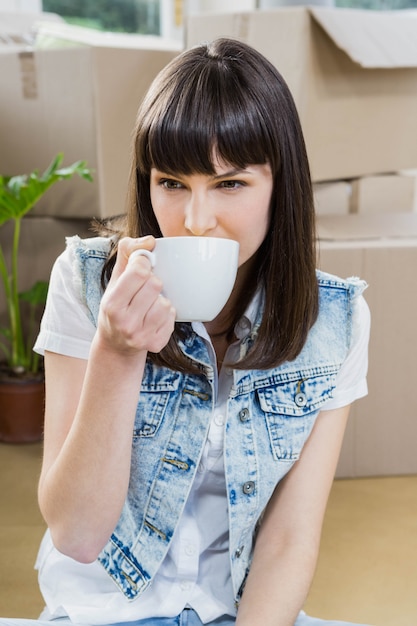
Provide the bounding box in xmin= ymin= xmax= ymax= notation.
xmin=42 ymin=0 xmax=160 ymax=35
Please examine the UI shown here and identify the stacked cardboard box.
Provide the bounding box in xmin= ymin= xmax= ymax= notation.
xmin=0 ymin=20 xmax=181 ymax=219
xmin=318 ymin=214 xmax=417 ymax=477
xmin=0 ymin=17 xmax=181 ymax=339
xmin=313 ymin=181 xmax=352 ymax=216
xmin=313 ymin=171 xmax=417 ymax=216
xmin=187 ymin=8 xmax=417 ymax=477
xmin=187 ymin=7 xmax=417 ymax=183
xmin=350 ymin=171 xmax=417 ymax=215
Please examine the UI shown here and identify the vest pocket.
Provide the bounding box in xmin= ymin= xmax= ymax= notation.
xmin=133 ymin=376 xmax=180 ymax=439
xmin=256 ymin=371 xmax=337 ymax=460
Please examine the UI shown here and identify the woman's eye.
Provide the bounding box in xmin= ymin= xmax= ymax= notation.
xmin=160 ymin=178 xmax=183 ymax=190
xmin=218 ymin=180 xmax=244 ymax=190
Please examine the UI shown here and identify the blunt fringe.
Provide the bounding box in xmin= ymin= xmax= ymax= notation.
xmin=100 ymin=38 xmax=318 ymax=373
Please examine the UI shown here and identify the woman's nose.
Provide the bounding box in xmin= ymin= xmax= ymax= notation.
xmin=184 ymin=194 xmax=217 ymax=236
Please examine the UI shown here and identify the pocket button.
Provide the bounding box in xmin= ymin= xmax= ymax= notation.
xmin=239 ymin=408 xmax=250 ymax=422
xmin=242 ymin=481 xmax=255 ymax=495
xmin=294 ymin=392 xmax=307 ymax=407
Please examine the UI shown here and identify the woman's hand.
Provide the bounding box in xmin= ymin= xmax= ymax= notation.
xmin=97 ymin=236 xmax=176 ymax=356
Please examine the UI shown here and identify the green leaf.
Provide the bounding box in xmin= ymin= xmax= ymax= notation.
xmin=40 ymin=153 xmax=64 ymax=180
xmin=0 ymin=153 xmax=92 ymax=373
xmin=0 ymin=153 xmax=93 ymax=225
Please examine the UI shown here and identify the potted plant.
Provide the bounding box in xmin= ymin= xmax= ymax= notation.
xmin=0 ymin=153 xmax=92 ymax=443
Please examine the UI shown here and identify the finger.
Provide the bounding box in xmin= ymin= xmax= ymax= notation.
xmin=128 ymin=249 xmax=155 ymax=267
xmin=101 ymin=286 xmax=175 ymax=354
xmin=111 ymin=236 xmax=155 ymax=282
xmin=103 ymin=270 xmax=163 ymax=329
xmin=142 ymin=297 xmax=176 ymax=353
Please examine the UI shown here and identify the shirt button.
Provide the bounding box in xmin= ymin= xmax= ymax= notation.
xmin=235 ymin=546 xmax=244 ymax=558
xmin=239 ymin=408 xmax=250 ymax=422
xmin=185 ymin=544 xmax=196 ymax=556
xmin=242 ymin=481 xmax=255 ymax=495
xmin=214 ymin=414 xmax=225 ymax=427
xmin=180 ymin=581 xmax=192 ymax=590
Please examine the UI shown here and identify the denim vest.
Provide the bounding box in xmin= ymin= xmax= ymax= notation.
xmin=70 ymin=236 xmax=366 ymax=606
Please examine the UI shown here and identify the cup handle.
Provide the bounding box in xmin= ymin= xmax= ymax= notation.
xmin=128 ymin=249 xmax=156 ymax=267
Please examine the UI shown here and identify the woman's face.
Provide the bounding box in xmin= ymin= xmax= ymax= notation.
xmin=149 ymin=155 xmax=273 ymax=268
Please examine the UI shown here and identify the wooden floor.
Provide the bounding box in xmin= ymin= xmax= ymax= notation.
xmin=1 ymin=442 xmax=417 ymax=624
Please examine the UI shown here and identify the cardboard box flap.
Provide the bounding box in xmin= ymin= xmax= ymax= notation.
xmin=317 ymin=213 xmax=417 ymax=241
xmin=311 ymin=7 xmax=417 ymax=68
xmin=0 ymin=10 xmax=63 ymax=45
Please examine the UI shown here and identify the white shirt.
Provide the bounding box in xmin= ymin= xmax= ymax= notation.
xmin=34 ymin=247 xmax=370 ymax=625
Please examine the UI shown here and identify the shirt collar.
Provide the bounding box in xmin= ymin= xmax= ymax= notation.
xmin=192 ymin=288 xmax=263 ymax=343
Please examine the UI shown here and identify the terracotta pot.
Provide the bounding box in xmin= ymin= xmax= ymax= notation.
xmin=0 ymin=377 xmax=45 ymax=443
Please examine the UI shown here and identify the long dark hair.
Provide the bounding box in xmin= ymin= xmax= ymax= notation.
xmin=101 ymin=38 xmax=318 ymax=372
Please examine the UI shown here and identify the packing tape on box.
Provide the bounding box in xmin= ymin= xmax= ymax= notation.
xmin=232 ymin=13 xmax=250 ymax=40
xmin=18 ymin=51 xmax=37 ymax=99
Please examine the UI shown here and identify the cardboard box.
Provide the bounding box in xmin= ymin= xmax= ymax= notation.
xmin=317 ymin=213 xmax=417 ymax=477
xmin=186 ymin=7 xmax=417 ymax=182
xmin=0 ymin=10 xmax=62 ymax=44
xmin=0 ymin=24 xmax=181 ymax=218
xmin=351 ymin=171 xmax=417 ymax=214
xmin=313 ymin=180 xmax=352 ymax=216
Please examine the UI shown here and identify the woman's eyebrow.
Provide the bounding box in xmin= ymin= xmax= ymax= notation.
xmin=151 ymin=167 xmax=252 ymax=180
xmin=212 ymin=168 xmax=248 ymax=180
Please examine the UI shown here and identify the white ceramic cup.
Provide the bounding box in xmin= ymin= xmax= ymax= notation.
xmin=128 ymin=236 xmax=239 ymax=322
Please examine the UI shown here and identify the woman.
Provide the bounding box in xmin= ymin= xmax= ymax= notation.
xmin=1 ymin=39 xmax=371 ymax=626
